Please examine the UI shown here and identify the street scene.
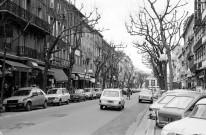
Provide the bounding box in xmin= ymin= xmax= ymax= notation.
xmin=0 ymin=0 xmax=206 ymax=135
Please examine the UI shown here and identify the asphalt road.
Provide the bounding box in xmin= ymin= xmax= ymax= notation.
xmin=0 ymin=93 xmax=150 ymax=135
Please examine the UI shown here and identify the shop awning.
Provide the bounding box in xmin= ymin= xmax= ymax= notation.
xmin=27 ymin=61 xmax=38 ymax=67
xmin=51 ymin=68 xmax=68 ymax=82
xmin=4 ymin=60 xmax=31 ymax=72
xmin=36 ymin=66 xmax=54 ymax=75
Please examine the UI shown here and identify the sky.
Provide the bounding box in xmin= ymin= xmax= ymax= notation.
xmin=74 ymin=0 xmax=194 ymax=73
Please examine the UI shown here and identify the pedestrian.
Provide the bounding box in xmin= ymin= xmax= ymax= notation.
xmin=127 ymin=87 xmax=131 ymax=100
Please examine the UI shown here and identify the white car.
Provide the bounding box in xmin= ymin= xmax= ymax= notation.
xmin=99 ymin=89 xmax=125 ymax=110
xmin=161 ymin=98 xmax=206 ymax=135
xmin=139 ymin=90 xmax=153 ymax=103
xmin=84 ymin=88 xmax=96 ymax=99
xmin=47 ymin=88 xmax=70 ymax=106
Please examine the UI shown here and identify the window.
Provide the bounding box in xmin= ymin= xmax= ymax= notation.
xmin=165 ymin=96 xmax=194 ymax=109
xmin=103 ymin=90 xmax=119 ymax=97
xmin=37 ymin=89 xmax=43 ymax=95
xmin=158 ymin=95 xmax=175 ymax=104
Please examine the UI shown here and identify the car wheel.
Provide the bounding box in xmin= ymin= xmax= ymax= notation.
xmin=58 ymin=99 xmax=62 ymax=106
xmin=100 ymin=105 xmax=103 ymax=110
xmin=25 ymin=102 xmax=31 ymax=111
xmin=78 ymin=98 xmax=81 ymax=102
xmin=5 ymin=107 xmax=10 ymax=112
xmin=43 ymin=101 xmax=47 ymax=109
xmin=84 ymin=97 xmax=86 ymax=101
xmin=122 ymin=105 xmax=124 ymax=109
xmin=139 ymin=99 xmax=141 ymax=103
xmin=118 ymin=107 xmax=122 ymax=111
xmin=91 ymin=96 xmax=93 ymax=100
xmin=150 ymin=100 xmax=153 ymax=104
xmin=66 ymin=99 xmax=70 ymax=104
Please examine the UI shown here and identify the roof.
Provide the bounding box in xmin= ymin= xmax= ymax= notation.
xmin=196 ymin=98 xmax=206 ymax=105
xmin=175 ymin=92 xmax=206 ymax=98
xmin=103 ymin=89 xmax=121 ymax=91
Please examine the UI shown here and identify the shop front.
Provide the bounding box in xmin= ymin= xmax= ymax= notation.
xmin=0 ymin=59 xmax=31 ymax=98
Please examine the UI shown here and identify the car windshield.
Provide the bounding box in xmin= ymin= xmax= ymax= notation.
xmin=141 ymin=90 xmax=152 ymax=95
xmin=190 ymin=105 xmax=206 ymax=119
xmin=47 ymin=89 xmax=60 ymax=94
xmin=84 ymin=89 xmax=90 ymax=92
xmin=165 ymin=96 xmax=194 ymax=109
xmin=13 ymin=90 xmax=31 ymax=96
xmin=158 ymin=95 xmax=175 ymax=104
xmin=103 ymin=90 xmax=119 ymax=97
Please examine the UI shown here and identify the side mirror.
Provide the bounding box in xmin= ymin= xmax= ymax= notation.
xmin=32 ymin=93 xmax=38 ymax=96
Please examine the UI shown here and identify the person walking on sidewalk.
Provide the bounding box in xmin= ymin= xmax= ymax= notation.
xmin=126 ymin=87 xmax=131 ymax=100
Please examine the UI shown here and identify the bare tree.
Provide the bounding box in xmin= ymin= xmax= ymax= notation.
xmin=39 ymin=1 xmax=101 ymax=92
xmin=136 ymin=71 xmax=149 ymax=88
xmin=126 ymin=0 xmax=188 ymax=90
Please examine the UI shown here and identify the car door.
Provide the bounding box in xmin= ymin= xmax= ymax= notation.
xmin=59 ymin=89 xmax=65 ymax=102
xmin=37 ymin=89 xmax=45 ymax=105
xmin=63 ymin=88 xmax=69 ymax=101
xmin=31 ymin=89 xmax=39 ymax=106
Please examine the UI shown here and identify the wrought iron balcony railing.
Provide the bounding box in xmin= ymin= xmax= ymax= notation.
xmin=0 ymin=0 xmax=50 ymax=33
xmin=17 ymin=46 xmax=44 ymax=61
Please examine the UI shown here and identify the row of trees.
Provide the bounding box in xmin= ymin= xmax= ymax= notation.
xmin=125 ymin=0 xmax=189 ymax=90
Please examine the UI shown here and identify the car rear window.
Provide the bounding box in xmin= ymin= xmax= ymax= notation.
xmin=47 ymin=89 xmax=60 ymax=94
xmin=165 ymin=96 xmax=194 ymax=109
xmin=158 ymin=95 xmax=175 ymax=104
xmin=103 ymin=90 xmax=119 ymax=97
xmin=84 ymin=89 xmax=90 ymax=92
xmin=141 ymin=90 xmax=152 ymax=95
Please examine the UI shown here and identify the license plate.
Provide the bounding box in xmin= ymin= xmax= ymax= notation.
xmin=163 ymin=117 xmax=174 ymax=122
xmin=9 ymin=105 xmax=16 ymax=107
xmin=108 ymin=100 xmax=114 ymax=103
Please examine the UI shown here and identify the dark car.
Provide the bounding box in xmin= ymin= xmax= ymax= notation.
xmin=70 ymin=89 xmax=86 ymax=102
xmin=157 ymin=92 xmax=206 ymax=127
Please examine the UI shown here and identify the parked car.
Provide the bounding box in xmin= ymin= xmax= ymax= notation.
xmin=157 ymin=92 xmax=206 ymax=127
xmin=99 ymin=88 xmax=125 ymax=110
xmin=161 ymin=98 xmax=206 ymax=135
xmin=47 ymin=88 xmax=70 ymax=106
xmin=139 ymin=90 xmax=153 ymax=103
xmin=70 ymin=89 xmax=86 ymax=102
xmin=149 ymin=92 xmax=193 ymax=124
xmin=153 ymin=90 xmax=162 ymax=99
xmin=84 ymin=88 xmax=96 ymax=99
xmin=3 ymin=87 xmax=48 ymax=111
xmin=94 ymin=88 xmax=103 ymax=98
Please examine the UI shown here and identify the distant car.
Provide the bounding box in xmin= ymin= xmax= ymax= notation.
xmin=99 ymin=88 xmax=125 ymax=110
xmin=47 ymin=88 xmax=70 ymax=106
xmin=153 ymin=90 xmax=162 ymax=99
xmin=3 ymin=87 xmax=48 ymax=111
xmin=84 ymin=88 xmax=96 ymax=100
xmin=139 ymin=90 xmax=153 ymax=103
xmin=94 ymin=88 xmax=103 ymax=98
xmin=70 ymin=89 xmax=86 ymax=102
xmin=157 ymin=92 xmax=206 ymax=127
xmin=161 ymin=98 xmax=206 ymax=135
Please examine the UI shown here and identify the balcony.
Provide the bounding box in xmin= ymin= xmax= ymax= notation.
xmin=202 ymin=8 xmax=206 ymax=23
xmin=17 ymin=46 xmax=44 ymax=61
xmin=0 ymin=0 xmax=50 ymax=34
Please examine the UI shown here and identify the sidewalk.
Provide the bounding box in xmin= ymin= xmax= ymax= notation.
xmin=133 ymin=107 xmax=162 ymax=135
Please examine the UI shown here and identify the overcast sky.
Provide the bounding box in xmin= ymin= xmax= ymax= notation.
xmin=75 ymin=0 xmax=194 ymax=73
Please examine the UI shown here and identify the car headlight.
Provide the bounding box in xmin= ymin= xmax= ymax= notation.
xmin=54 ymin=97 xmax=59 ymax=101
xmin=3 ymin=100 xmax=7 ymax=104
xmin=18 ymin=99 xmax=24 ymax=103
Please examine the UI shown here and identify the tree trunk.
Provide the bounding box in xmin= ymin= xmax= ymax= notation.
xmin=167 ymin=52 xmax=173 ymax=90
xmin=43 ymin=60 xmax=49 ymax=92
